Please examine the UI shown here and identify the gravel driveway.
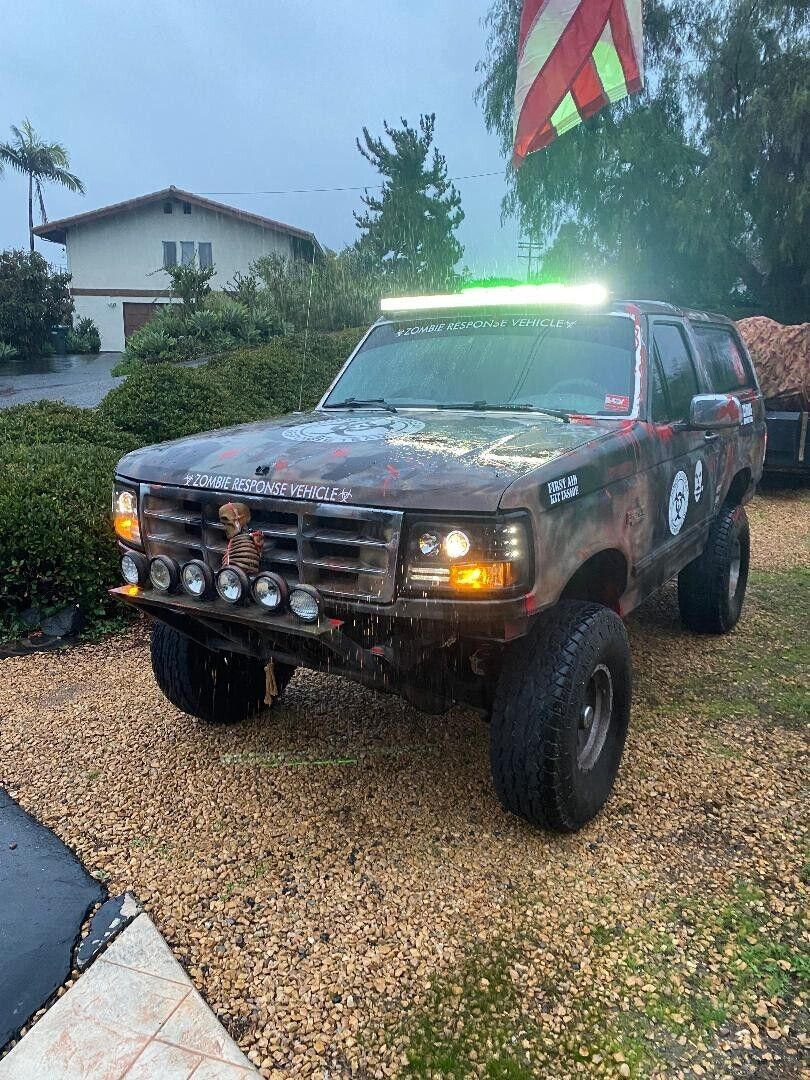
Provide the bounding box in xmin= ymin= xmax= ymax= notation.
xmin=1 ymin=490 xmax=807 ymax=1079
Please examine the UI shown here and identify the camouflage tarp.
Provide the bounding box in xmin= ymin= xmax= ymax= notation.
xmin=737 ymin=317 xmax=810 ymax=411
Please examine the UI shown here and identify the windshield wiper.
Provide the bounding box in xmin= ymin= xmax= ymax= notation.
xmin=435 ymin=401 xmax=570 ymax=423
xmin=324 ymin=397 xmax=398 ymax=413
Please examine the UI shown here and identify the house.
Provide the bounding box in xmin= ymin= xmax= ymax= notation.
xmin=33 ymin=186 xmax=322 ymax=351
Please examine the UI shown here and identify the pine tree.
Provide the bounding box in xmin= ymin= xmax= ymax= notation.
xmin=354 ymin=114 xmax=464 ymax=291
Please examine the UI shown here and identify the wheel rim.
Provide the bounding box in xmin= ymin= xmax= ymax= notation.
xmin=577 ymin=664 xmax=613 ymax=772
xmin=728 ymin=536 xmax=742 ymax=600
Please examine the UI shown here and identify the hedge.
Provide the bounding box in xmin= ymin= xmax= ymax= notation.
xmin=0 ymin=330 xmax=363 ymax=634
xmin=99 ymin=328 xmax=363 ymax=445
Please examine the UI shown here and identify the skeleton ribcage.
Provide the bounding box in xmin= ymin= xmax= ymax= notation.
xmin=222 ymin=531 xmax=262 ymax=575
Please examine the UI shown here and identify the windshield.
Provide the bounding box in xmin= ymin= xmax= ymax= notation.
xmin=323 ymin=313 xmax=636 ymax=416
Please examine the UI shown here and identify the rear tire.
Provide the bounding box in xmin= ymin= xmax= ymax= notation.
xmin=490 ymin=601 xmax=632 ymax=832
xmin=150 ymin=622 xmax=296 ymax=723
xmin=678 ymin=504 xmax=750 ymax=634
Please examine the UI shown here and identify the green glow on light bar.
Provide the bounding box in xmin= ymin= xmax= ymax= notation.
xmin=380 ymin=283 xmax=609 ymax=313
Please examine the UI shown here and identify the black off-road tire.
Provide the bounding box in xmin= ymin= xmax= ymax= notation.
xmin=678 ymin=503 xmax=750 ymax=634
xmin=150 ymin=622 xmax=296 ymax=723
xmin=490 ymin=602 xmax=632 ymax=832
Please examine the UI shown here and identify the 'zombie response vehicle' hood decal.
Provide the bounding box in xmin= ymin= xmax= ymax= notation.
xmin=116 ymin=410 xmax=618 ymax=512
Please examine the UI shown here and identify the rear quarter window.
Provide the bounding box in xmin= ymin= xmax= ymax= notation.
xmin=693 ymin=326 xmax=755 ymax=393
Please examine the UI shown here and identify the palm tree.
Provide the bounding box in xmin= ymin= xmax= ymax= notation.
xmin=0 ymin=120 xmax=85 ymax=251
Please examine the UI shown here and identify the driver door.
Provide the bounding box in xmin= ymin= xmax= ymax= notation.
xmin=645 ymin=321 xmax=714 ymax=582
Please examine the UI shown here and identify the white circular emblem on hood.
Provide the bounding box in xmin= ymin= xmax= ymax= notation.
xmin=281 ymin=415 xmax=425 ymax=444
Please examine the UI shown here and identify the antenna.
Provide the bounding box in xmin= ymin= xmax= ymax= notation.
xmin=297 ymin=243 xmax=317 ymax=412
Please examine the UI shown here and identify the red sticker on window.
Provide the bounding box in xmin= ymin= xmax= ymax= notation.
xmin=604 ymin=394 xmax=630 ymax=412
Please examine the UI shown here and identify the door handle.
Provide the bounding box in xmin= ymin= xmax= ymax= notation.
xmin=704 ymin=431 xmax=719 ymax=442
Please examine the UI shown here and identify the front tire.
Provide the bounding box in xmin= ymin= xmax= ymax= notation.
xmin=150 ymin=622 xmax=296 ymax=723
xmin=490 ymin=602 xmax=632 ymax=832
xmin=678 ymin=503 xmax=750 ymax=634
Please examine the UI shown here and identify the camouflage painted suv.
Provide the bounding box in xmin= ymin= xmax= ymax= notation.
xmin=111 ymin=285 xmax=766 ymax=832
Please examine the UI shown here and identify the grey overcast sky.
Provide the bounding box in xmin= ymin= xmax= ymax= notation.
xmin=1 ymin=0 xmax=521 ymax=275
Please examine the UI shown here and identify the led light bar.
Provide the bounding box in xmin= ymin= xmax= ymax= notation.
xmin=380 ymin=283 xmax=608 ymax=314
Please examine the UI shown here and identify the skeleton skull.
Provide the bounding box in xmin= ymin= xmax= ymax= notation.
xmin=219 ymin=501 xmax=251 ymax=539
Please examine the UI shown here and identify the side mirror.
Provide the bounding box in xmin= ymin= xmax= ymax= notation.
xmin=688 ymin=394 xmax=742 ymax=430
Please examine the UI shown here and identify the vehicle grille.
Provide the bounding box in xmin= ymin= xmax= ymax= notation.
xmin=139 ymin=484 xmax=403 ymax=603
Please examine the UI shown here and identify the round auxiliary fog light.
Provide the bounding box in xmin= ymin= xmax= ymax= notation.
xmin=444 ymin=529 xmax=471 ymax=560
xmin=215 ymin=565 xmax=248 ymax=604
xmin=181 ymin=559 xmax=213 ymax=599
xmin=418 ymin=531 xmax=441 ymax=557
xmin=121 ymin=551 xmax=148 ymax=586
xmin=251 ymin=572 xmax=288 ymax=612
xmin=288 ymin=585 xmax=322 ymax=623
xmin=149 ymin=556 xmax=179 ymax=593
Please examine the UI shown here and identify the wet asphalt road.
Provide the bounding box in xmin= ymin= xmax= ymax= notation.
xmin=0 ymin=790 xmax=103 ymax=1048
xmin=0 ymin=352 xmax=124 ymax=409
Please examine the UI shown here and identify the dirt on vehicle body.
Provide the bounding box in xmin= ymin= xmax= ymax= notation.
xmin=112 ymin=289 xmax=766 ymax=831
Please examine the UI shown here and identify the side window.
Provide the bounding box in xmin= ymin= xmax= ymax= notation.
xmin=180 ymin=241 xmax=195 ymax=265
xmin=162 ymin=241 xmax=177 ymax=268
xmin=198 ymin=242 xmax=213 ymax=268
xmin=652 ymin=323 xmax=699 ymax=422
xmin=650 ymin=354 xmax=670 ymax=422
xmin=693 ymin=326 xmax=754 ymax=393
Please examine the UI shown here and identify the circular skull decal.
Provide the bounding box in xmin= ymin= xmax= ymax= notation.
xmin=668 ymin=470 xmax=690 ymax=535
xmin=281 ymin=415 xmax=425 ymax=444
xmin=694 ymin=459 xmax=704 ymax=503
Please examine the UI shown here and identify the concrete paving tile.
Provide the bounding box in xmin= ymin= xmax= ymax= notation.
xmin=158 ymin=991 xmax=253 ymax=1067
xmin=100 ymin=913 xmax=191 ymax=985
xmin=123 ymin=1038 xmax=203 ymax=1078
xmin=190 ymin=1059 xmax=259 ymax=1079
xmin=69 ymin=957 xmax=189 ymax=1037
xmin=0 ymin=1007 xmax=148 ymax=1080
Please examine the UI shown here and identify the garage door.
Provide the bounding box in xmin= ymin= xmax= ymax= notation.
xmin=123 ymin=302 xmax=166 ymax=339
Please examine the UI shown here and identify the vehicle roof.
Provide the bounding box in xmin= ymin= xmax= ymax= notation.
xmin=374 ymin=299 xmax=735 ymax=324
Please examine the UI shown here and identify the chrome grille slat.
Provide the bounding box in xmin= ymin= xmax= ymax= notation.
xmin=140 ymin=485 xmax=402 ymax=602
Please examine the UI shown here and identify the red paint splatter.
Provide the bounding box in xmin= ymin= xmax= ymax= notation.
xmin=274 ymin=458 xmax=290 ymax=472
xmin=218 ymin=448 xmax=241 ymax=460
xmin=382 ymin=464 xmax=399 ymax=496
xmin=332 ymin=447 xmax=349 ymax=458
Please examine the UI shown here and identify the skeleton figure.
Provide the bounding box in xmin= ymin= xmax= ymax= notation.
xmin=219 ymin=501 xmax=263 ymax=575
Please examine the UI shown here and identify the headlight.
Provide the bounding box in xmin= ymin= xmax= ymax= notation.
xmin=113 ymin=486 xmax=141 ymax=544
xmin=182 ymin=560 xmax=213 ymax=599
xmin=288 ymin=585 xmax=322 ymax=623
xmin=404 ymin=515 xmax=531 ymax=596
xmin=252 ymin=572 xmax=288 ymax=612
xmin=216 ymin=566 xmax=248 ymax=604
xmin=150 ymin=556 xmax=179 ymax=592
xmin=121 ymin=551 xmax=148 ymax=586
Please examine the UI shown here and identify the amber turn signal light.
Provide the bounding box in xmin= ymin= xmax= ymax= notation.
xmin=449 ymin=562 xmax=516 ymax=590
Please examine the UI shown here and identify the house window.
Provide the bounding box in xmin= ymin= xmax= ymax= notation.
xmin=198 ymin=242 xmax=213 ymax=268
xmin=180 ymin=241 xmax=195 ymax=265
xmin=162 ymin=241 xmax=177 ymax=268
xmin=163 ymin=201 xmax=173 ymax=214
xmin=183 ymin=202 xmax=192 ymax=215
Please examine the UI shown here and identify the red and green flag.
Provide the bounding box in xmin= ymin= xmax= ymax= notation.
xmin=513 ymin=0 xmax=644 ymax=166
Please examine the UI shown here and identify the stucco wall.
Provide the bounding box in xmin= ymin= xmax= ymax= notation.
xmin=66 ymin=197 xmax=298 ymax=290
xmin=72 ymin=294 xmax=179 ymax=352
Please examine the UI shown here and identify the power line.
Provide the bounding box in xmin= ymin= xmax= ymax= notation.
xmin=197 ymin=170 xmax=503 ymax=197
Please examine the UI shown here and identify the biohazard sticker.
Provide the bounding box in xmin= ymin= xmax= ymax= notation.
xmin=668 ymin=470 xmax=690 ymax=535
xmin=281 ymin=415 xmax=425 ymax=444
xmin=694 ymin=459 xmax=704 ymax=503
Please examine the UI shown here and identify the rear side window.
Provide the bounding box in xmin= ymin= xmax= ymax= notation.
xmin=651 ymin=323 xmax=699 ymax=422
xmin=693 ymin=326 xmax=754 ymax=393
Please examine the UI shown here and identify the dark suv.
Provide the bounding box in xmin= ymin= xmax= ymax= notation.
xmin=111 ymin=286 xmax=766 ymax=831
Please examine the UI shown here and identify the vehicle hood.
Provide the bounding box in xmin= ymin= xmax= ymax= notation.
xmin=116 ymin=410 xmax=615 ymax=512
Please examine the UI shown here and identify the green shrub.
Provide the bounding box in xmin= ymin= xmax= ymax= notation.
xmin=65 ymin=315 xmax=101 ymax=354
xmin=0 ymin=402 xmax=139 ymax=629
xmin=0 ymin=341 xmax=17 ymax=360
xmin=0 ymin=400 xmax=136 ymax=453
xmin=125 ymin=322 xmax=184 ymax=363
xmin=0 ymin=249 xmax=74 ymax=358
xmin=101 ymin=328 xmax=363 ymax=444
